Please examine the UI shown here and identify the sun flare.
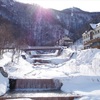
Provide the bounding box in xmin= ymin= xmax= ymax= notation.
xmin=32 ymin=0 xmax=70 ymax=10
xmin=16 ymin=0 xmax=70 ymax=10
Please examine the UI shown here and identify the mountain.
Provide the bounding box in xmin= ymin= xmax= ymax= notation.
xmin=0 ymin=0 xmax=100 ymax=46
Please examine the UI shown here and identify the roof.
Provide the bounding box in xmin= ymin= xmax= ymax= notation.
xmin=90 ymin=22 xmax=100 ymax=29
xmin=61 ymin=36 xmax=72 ymax=40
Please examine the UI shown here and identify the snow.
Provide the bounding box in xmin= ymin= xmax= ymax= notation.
xmin=71 ymin=38 xmax=84 ymax=50
xmin=90 ymin=23 xmax=97 ymax=29
xmin=0 ymin=43 xmax=100 ymax=99
xmin=61 ymin=75 xmax=100 ymax=94
xmin=4 ymin=57 xmax=33 ymax=78
xmin=0 ymin=52 xmax=12 ymax=66
xmin=75 ymin=96 xmax=100 ymax=100
xmin=0 ymin=73 xmax=9 ymax=96
xmin=90 ymin=22 xmax=100 ymax=29
xmin=56 ymin=15 xmax=60 ymax=20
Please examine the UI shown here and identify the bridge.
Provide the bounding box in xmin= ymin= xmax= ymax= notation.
xmin=21 ymin=46 xmax=63 ymax=51
xmin=1 ymin=46 xmax=63 ymax=51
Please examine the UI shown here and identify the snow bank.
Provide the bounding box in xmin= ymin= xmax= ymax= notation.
xmin=0 ymin=73 xmax=9 ymax=96
xmin=0 ymin=52 xmax=12 ymax=66
xmin=4 ymin=56 xmax=33 ymax=78
xmin=75 ymin=96 xmax=100 ymax=100
xmin=61 ymin=48 xmax=100 ymax=75
xmin=0 ymin=51 xmax=33 ymax=78
xmin=59 ymin=48 xmax=100 ymax=97
xmin=61 ymin=75 xmax=100 ymax=95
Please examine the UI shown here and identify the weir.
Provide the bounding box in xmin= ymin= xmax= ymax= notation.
xmin=9 ymin=79 xmax=62 ymax=91
xmin=0 ymin=78 xmax=81 ymax=100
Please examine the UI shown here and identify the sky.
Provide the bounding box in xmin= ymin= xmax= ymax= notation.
xmin=15 ymin=0 xmax=100 ymax=12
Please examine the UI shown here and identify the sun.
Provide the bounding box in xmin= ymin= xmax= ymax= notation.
xmin=33 ymin=1 xmax=52 ymax=9
xmin=15 ymin=0 xmax=54 ymax=9
xmin=15 ymin=0 xmax=68 ymax=10
xmin=29 ymin=0 xmax=65 ymax=10
xmin=32 ymin=0 xmax=75 ymax=11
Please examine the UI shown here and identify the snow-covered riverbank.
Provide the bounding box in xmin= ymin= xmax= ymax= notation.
xmin=0 ymin=48 xmax=100 ymax=99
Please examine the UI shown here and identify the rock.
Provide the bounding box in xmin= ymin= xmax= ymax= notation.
xmin=0 ymin=67 xmax=8 ymax=77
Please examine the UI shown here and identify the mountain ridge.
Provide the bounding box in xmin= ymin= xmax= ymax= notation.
xmin=0 ymin=0 xmax=100 ymax=46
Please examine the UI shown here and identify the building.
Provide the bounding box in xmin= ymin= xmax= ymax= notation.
xmin=82 ymin=23 xmax=100 ymax=49
xmin=57 ymin=36 xmax=73 ymax=47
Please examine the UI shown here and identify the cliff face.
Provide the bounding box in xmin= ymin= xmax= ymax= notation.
xmin=0 ymin=0 xmax=100 ymax=46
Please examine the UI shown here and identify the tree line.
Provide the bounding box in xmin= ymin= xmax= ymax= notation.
xmin=0 ymin=22 xmax=27 ymax=62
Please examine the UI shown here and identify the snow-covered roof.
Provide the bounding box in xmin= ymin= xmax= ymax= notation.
xmin=90 ymin=22 xmax=100 ymax=29
xmin=61 ymin=36 xmax=72 ymax=41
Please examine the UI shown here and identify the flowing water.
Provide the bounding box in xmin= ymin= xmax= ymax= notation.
xmin=0 ymin=79 xmax=81 ymax=100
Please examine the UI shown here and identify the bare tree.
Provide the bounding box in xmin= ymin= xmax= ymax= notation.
xmin=0 ymin=22 xmax=28 ymax=62
xmin=0 ymin=23 xmax=14 ymax=58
